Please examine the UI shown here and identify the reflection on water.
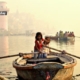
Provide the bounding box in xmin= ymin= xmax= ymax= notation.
xmin=50 ymin=39 xmax=75 ymax=51
xmin=0 ymin=36 xmax=9 ymax=56
xmin=53 ymin=39 xmax=75 ymax=45
xmin=0 ymin=36 xmax=80 ymax=80
xmin=0 ymin=36 xmax=35 ymax=80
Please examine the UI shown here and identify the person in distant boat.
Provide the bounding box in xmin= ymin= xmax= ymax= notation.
xmin=71 ymin=32 xmax=75 ymax=37
xmin=64 ymin=31 xmax=68 ymax=38
xmin=67 ymin=31 xmax=70 ymax=36
xmin=38 ymin=37 xmax=51 ymax=58
xmin=59 ymin=30 xmax=61 ymax=37
xmin=59 ymin=30 xmax=64 ymax=38
xmin=56 ymin=32 xmax=59 ymax=38
xmin=68 ymin=32 xmax=73 ymax=37
xmin=34 ymin=32 xmax=44 ymax=58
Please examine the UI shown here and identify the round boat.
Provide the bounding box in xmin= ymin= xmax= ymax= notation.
xmin=13 ymin=51 xmax=77 ymax=80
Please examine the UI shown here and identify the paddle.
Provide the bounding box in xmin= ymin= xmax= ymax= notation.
xmin=45 ymin=46 xmax=80 ymax=59
xmin=0 ymin=52 xmax=38 ymax=59
xmin=0 ymin=53 xmax=26 ymax=59
xmin=0 ymin=54 xmax=19 ymax=59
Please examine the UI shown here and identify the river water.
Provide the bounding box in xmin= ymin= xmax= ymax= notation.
xmin=0 ymin=36 xmax=80 ymax=80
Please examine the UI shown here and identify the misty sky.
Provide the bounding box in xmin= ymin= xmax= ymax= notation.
xmin=1 ymin=0 xmax=80 ymax=35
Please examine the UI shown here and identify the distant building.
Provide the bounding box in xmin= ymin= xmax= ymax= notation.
xmin=0 ymin=1 xmax=9 ymax=31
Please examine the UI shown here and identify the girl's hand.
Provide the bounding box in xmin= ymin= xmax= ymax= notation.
xmin=61 ymin=50 xmax=66 ymax=54
xmin=39 ymin=50 xmax=42 ymax=53
xmin=23 ymin=54 xmax=32 ymax=59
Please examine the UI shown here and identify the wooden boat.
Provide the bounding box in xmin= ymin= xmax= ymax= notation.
xmin=46 ymin=36 xmax=75 ymax=41
xmin=67 ymin=37 xmax=75 ymax=41
xmin=13 ymin=51 xmax=77 ymax=80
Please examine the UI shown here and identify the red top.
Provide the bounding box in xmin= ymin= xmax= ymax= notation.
xmin=34 ymin=39 xmax=44 ymax=51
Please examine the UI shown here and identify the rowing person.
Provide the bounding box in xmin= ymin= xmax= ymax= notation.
xmin=37 ymin=37 xmax=51 ymax=58
xmin=23 ymin=32 xmax=44 ymax=59
xmin=23 ymin=36 xmax=51 ymax=59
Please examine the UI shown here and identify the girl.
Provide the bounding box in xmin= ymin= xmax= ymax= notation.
xmin=34 ymin=32 xmax=44 ymax=58
xmin=22 ymin=32 xmax=44 ymax=59
xmin=38 ymin=37 xmax=51 ymax=58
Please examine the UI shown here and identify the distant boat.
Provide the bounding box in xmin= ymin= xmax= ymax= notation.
xmin=13 ymin=51 xmax=77 ymax=80
xmin=46 ymin=36 xmax=75 ymax=41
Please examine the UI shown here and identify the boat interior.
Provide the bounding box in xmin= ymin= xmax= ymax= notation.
xmin=15 ymin=53 xmax=74 ymax=66
xmin=27 ymin=57 xmax=64 ymax=64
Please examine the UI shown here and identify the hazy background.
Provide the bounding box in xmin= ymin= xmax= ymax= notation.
xmin=1 ymin=0 xmax=80 ymax=36
xmin=0 ymin=1 xmax=80 ymax=79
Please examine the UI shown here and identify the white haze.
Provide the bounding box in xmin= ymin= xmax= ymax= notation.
xmin=1 ymin=0 xmax=80 ymax=36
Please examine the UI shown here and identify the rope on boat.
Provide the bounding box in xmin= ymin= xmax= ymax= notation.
xmin=72 ymin=74 xmax=80 ymax=80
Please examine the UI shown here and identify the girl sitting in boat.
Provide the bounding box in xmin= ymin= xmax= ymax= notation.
xmin=23 ymin=32 xmax=44 ymax=59
xmin=23 ymin=33 xmax=51 ymax=59
xmin=34 ymin=32 xmax=44 ymax=58
xmin=38 ymin=37 xmax=51 ymax=58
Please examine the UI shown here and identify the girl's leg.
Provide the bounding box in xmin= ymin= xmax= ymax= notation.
xmin=34 ymin=53 xmax=37 ymax=59
xmin=43 ymin=53 xmax=47 ymax=58
xmin=38 ymin=53 xmax=42 ymax=58
xmin=34 ymin=50 xmax=38 ymax=59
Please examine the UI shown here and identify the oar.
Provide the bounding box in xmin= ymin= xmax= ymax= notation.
xmin=45 ymin=46 xmax=80 ymax=59
xmin=0 ymin=52 xmax=38 ymax=59
xmin=0 ymin=54 xmax=19 ymax=59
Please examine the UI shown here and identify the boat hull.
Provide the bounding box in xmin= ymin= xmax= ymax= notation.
xmin=47 ymin=36 xmax=75 ymax=41
xmin=67 ymin=37 xmax=75 ymax=41
xmin=13 ymin=52 xmax=77 ymax=80
xmin=15 ymin=67 xmax=74 ymax=80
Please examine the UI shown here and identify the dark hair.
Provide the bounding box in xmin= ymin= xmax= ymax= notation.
xmin=35 ymin=32 xmax=43 ymax=40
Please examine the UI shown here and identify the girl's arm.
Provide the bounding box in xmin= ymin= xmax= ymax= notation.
xmin=35 ymin=41 xmax=41 ymax=53
xmin=35 ymin=44 xmax=40 ymax=52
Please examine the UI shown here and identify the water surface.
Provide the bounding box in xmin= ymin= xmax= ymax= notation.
xmin=0 ymin=36 xmax=80 ymax=80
